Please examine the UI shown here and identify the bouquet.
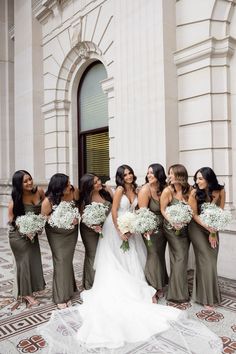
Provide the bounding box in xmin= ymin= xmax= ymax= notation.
xmin=117 ymin=212 xmax=136 ymax=252
xmin=199 ymin=203 xmax=232 ymax=238
xmin=82 ymin=202 xmax=109 ymax=238
xmin=133 ymin=207 xmax=159 ymax=247
xmin=165 ymin=202 xmax=193 ymax=235
xmin=48 ymin=201 xmax=80 ymax=229
xmin=16 ymin=212 xmax=46 ymax=242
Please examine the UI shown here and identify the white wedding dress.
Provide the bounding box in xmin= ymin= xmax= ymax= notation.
xmin=39 ymin=196 xmax=222 ymax=354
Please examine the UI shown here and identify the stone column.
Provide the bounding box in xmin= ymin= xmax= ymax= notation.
xmin=113 ymin=0 xmax=178 ymax=182
xmin=14 ymin=0 xmax=45 ymax=182
xmin=0 ymin=0 xmax=14 ymax=226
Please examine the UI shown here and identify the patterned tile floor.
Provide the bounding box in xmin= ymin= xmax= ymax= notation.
xmin=0 ymin=228 xmax=236 ymax=354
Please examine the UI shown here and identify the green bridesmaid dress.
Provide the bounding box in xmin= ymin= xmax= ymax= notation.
xmin=9 ymin=202 xmax=45 ymax=299
xmin=163 ymin=198 xmax=190 ymax=302
xmin=143 ymin=197 xmax=168 ymax=290
xmin=45 ymin=202 xmax=78 ymax=304
xmin=188 ymin=220 xmax=221 ymax=305
xmin=80 ymin=201 xmax=111 ymax=290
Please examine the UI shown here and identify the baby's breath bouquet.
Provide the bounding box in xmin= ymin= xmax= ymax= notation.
xmin=16 ymin=212 xmax=46 ymax=242
xmin=49 ymin=201 xmax=80 ymax=229
xmin=133 ymin=207 xmax=159 ymax=247
xmin=82 ymin=202 xmax=109 ymax=238
xmin=165 ymin=202 xmax=193 ymax=235
xmin=117 ymin=212 xmax=137 ymax=252
xmin=199 ymin=202 xmax=232 ymax=238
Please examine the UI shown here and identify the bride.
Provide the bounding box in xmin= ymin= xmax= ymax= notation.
xmin=39 ymin=165 xmax=222 ymax=354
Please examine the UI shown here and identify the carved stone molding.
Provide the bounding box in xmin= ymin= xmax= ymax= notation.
xmin=34 ymin=0 xmax=69 ymax=23
xmin=42 ymin=99 xmax=71 ymax=114
xmin=174 ymin=36 xmax=236 ymax=70
xmin=71 ymin=17 xmax=82 ymax=48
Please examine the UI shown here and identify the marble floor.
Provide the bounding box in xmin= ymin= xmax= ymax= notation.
xmin=0 ymin=228 xmax=236 ymax=354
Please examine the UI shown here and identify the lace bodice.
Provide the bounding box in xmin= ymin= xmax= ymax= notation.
xmin=118 ymin=195 xmax=138 ymax=214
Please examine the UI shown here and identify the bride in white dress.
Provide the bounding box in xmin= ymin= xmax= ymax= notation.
xmin=39 ymin=165 xmax=222 ymax=354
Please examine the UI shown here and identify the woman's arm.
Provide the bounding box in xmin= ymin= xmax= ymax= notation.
xmin=41 ymin=197 xmax=52 ymax=217
xmin=111 ymin=187 xmax=128 ymax=240
xmin=160 ymin=187 xmax=172 ymax=222
xmin=138 ymin=184 xmax=150 ymax=208
xmin=219 ymin=188 xmax=225 ymax=209
xmin=188 ymin=190 xmax=218 ymax=248
xmin=8 ymin=201 xmax=14 ymax=223
xmin=105 ymin=184 xmax=114 ymax=199
xmin=38 ymin=187 xmax=45 ymax=201
xmin=73 ymin=187 xmax=80 ymax=202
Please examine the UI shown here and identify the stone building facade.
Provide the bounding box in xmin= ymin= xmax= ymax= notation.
xmin=0 ymin=0 xmax=236 ymax=278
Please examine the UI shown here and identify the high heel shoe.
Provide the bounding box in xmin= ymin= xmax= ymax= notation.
xmin=57 ymin=303 xmax=67 ymax=310
xmin=23 ymin=296 xmax=40 ymax=308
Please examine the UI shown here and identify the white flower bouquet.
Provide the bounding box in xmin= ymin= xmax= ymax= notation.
xmin=133 ymin=207 xmax=159 ymax=247
xmin=82 ymin=202 xmax=109 ymax=238
xmin=16 ymin=212 xmax=46 ymax=242
xmin=165 ymin=202 xmax=193 ymax=235
xmin=199 ymin=202 xmax=232 ymax=238
xmin=117 ymin=211 xmax=137 ymax=252
xmin=48 ymin=201 xmax=80 ymax=230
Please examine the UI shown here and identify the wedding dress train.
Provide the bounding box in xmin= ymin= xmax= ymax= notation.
xmin=39 ymin=196 xmax=222 ymax=354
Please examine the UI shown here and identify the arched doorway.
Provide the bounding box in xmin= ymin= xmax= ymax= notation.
xmin=78 ymin=61 xmax=109 ymax=183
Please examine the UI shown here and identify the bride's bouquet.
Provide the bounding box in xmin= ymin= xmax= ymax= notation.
xmin=16 ymin=212 xmax=46 ymax=242
xmin=165 ymin=202 xmax=193 ymax=235
xmin=133 ymin=207 xmax=159 ymax=247
xmin=48 ymin=201 xmax=80 ymax=230
xmin=199 ymin=202 xmax=232 ymax=238
xmin=82 ymin=202 xmax=109 ymax=238
xmin=117 ymin=212 xmax=136 ymax=252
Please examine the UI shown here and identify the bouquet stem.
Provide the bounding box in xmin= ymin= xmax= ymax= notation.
xmin=146 ymin=234 xmax=153 ymax=247
xmin=175 ymin=229 xmax=181 ymax=236
xmin=120 ymin=240 xmax=130 ymax=252
xmin=210 ymin=232 xmax=217 ymax=238
xmin=99 ymin=232 xmax=104 ymax=238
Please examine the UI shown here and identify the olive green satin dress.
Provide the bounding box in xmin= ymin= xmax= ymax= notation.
xmin=143 ymin=197 xmax=168 ymax=290
xmin=188 ymin=220 xmax=221 ymax=305
xmin=45 ymin=204 xmax=78 ymax=304
xmin=163 ymin=198 xmax=190 ymax=302
xmin=80 ymin=201 xmax=111 ymax=290
xmin=8 ymin=202 xmax=45 ymax=299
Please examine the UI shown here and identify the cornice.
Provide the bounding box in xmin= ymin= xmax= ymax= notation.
xmin=101 ymin=77 xmax=114 ymax=94
xmin=42 ymin=99 xmax=71 ymax=114
xmin=174 ymin=36 xmax=236 ymax=68
xmin=34 ymin=0 xmax=70 ymax=24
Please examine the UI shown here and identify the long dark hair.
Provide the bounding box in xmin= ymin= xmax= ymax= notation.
xmin=193 ymin=167 xmax=224 ymax=212
xmin=168 ymin=164 xmax=190 ymax=200
xmin=115 ymin=165 xmax=137 ymax=190
xmin=79 ymin=173 xmax=112 ymax=209
xmin=45 ymin=173 xmax=73 ymax=205
xmin=11 ymin=170 xmax=37 ymax=220
xmin=145 ymin=163 xmax=167 ymax=195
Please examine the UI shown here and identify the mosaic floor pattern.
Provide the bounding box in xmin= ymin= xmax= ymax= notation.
xmin=0 ymin=228 xmax=236 ymax=354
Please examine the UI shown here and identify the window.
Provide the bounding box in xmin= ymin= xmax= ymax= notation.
xmin=78 ymin=62 xmax=109 ymax=183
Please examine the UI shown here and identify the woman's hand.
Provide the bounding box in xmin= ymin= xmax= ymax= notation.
xmin=143 ymin=230 xmax=153 ymax=239
xmin=72 ymin=217 xmax=79 ymax=225
xmin=91 ymin=225 xmax=102 ymax=233
xmin=120 ymin=232 xmax=131 ymax=241
xmin=26 ymin=233 xmax=34 ymax=241
xmin=208 ymin=232 xmax=218 ymax=249
xmin=172 ymin=223 xmax=183 ymax=231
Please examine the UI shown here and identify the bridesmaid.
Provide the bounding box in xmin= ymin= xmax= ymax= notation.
xmin=138 ymin=163 xmax=168 ymax=300
xmin=8 ymin=170 xmax=45 ymax=307
xmin=188 ymin=167 xmax=225 ymax=308
xmin=79 ymin=173 xmax=113 ymax=290
xmin=160 ymin=164 xmax=191 ymax=303
xmin=41 ymin=173 xmax=79 ymax=309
